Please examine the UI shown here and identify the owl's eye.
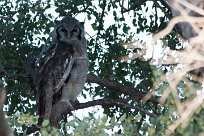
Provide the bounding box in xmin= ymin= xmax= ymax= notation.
xmin=60 ymin=27 xmax=67 ymax=32
xmin=72 ymin=27 xmax=79 ymax=33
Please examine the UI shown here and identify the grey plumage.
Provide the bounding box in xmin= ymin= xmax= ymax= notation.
xmin=35 ymin=16 xmax=88 ymax=126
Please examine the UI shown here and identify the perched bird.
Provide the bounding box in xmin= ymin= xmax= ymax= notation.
xmin=35 ymin=16 xmax=88 ymax=126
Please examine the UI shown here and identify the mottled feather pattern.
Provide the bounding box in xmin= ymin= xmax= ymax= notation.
xmin=35 ymin=16 xmax=88 ymax=126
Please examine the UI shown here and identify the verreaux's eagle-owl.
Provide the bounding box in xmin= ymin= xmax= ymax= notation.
xmin=34 ymin=16 xmax=88 ymax=126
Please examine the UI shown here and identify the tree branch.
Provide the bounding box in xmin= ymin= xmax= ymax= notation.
xmin=26 ymin=97 xmax=157 ymax=135
xmin=121 ymin=0 xmax=148 ymax=13
xmin=73 ymin=98 xmax=157 ymax=117
xmin=159 ymin=0 xmax=172 ymax=13
xmin=0 ymin=15 xmax=15 ymax=21
xmin=0 ymin=80 xmax=14 ymax=136
xmin=87 ymin=74 xmax=159 ymax=103
xmin=97 ymin=0 xmax=107 ymax=35
xmin=2 ymin=66 xmax=160 ymax=104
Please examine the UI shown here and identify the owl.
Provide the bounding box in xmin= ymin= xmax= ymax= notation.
xmin=35 ymin=16 xmax=88 ymax=126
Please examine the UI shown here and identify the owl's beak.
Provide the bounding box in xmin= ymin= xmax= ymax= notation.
xmin=67 ymin=31 xmax=70 ymax=39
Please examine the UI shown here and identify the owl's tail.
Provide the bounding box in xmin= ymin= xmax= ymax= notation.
xmin=50 ymin=100 xmax=74 ymax=127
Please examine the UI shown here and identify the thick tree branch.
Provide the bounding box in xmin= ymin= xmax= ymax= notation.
xmin=26 ymin=97 xmax=157 ymax=135
xmin=87 ymin=74 xmax=159 ymax=103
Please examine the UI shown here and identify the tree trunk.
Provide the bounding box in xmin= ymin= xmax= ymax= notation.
xmin=0 ymin=80 xmax=13 ymax=136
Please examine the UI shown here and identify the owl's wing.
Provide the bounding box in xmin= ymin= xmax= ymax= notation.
xmin=35 ymin=43 xmax=58 ymax=104
xmin=35 ymin=43 xmax=74 ymax=125
xmin=53 ymin=56 xmax=75 ymax=93
xmin=37 ymin=44 xmax=58 ymax=78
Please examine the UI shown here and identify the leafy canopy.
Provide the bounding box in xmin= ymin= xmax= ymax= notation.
xmin=0 ymin=0 xmax=203 ymax=135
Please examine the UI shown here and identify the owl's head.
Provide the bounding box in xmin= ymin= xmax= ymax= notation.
xmin=52 ymin=16 xmax=85 ymax=43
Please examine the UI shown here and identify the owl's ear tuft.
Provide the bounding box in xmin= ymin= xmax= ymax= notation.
xmin=79 ymin=22 xmax=85 ymax=27
xmin=54 ymin=20 xmax=60 ymax=26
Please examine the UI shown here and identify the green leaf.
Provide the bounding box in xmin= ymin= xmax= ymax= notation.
xmin=120 ymin=114 xmax=126 ymax=122
xmin=42 ymin=120 xmax=49 ymax=127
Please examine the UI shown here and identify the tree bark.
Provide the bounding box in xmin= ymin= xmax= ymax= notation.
xmin=0 ymin=80 xmax=13 ymax=136
xmin=87 ymin=74 xmax=159 ymax=103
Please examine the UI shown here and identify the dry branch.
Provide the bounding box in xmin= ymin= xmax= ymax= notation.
xmin=152 ymin=0 xmax=204 ymax=135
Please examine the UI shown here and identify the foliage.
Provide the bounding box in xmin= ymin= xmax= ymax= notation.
xmin=0 ymin=0 xmax=203 ymax=135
